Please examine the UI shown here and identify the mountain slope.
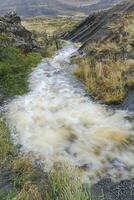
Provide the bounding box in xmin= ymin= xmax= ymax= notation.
xmin=0 ymin=0 xmax=124 ymax=16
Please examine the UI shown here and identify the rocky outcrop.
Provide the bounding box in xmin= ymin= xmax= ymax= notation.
xmin=64 ymin=0 xmax=134 ymax=49
xmin=0 ymin=11 xmax=40 ymax=51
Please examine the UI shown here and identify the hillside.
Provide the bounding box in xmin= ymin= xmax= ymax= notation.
xmin=0 ymin=0 xmax=124 ymax=16
xmin=65 ymin=0 xmax=134 ymax=109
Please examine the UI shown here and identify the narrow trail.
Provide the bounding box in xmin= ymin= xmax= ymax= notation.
xmin=6 ymin=43 xmax=134 ymax=183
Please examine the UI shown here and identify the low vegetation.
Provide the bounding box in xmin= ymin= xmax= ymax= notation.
xmin=73 ymin=12 xmax=134 ymax=104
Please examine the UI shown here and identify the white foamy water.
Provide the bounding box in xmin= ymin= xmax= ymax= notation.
xmin=6 ymin=43 xmax=134 ymax=182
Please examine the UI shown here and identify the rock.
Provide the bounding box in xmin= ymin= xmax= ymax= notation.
xmin=0 ymin=11 xmax=40 ymax=51
xmin=92 ymin=179 xmax=134 ymax=200
xmin=4 ymin=11 xmax=21 ymax=24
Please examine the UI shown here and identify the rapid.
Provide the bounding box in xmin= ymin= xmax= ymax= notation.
xmin=6 ymin=43 xmax=134 ymax=183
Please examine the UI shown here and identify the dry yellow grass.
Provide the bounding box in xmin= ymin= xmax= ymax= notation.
xmin=22 ymin=16 xmax=82 ymax=36
xmin=73 ymin=56 xmax=134 ymax=103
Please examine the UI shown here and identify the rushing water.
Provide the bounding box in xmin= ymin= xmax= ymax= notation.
xmin=6 ymin=43 xmax=134 ymax=183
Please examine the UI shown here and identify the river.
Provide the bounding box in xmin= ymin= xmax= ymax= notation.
xmin=6 ymin=43 xmax=134 ymax=183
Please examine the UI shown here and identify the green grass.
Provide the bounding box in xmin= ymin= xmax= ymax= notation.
xmin=43 ymin=164 xmax=90 ymax=200
xmin=0 ymin=46 xmax=42 ymax=96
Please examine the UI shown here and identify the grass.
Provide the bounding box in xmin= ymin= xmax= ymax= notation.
xmin=43 ymin=164 xmax=90 ymax=200
xmin=73 ymin=57 xmax=128 ymax=103
xmin=0 ymin=46 xmax=42 ymax=96
xmin=73 ymin=13 xmax=134 ymax=104
xmin=22 ymin=16 xmax=82 ymax=37
xmin=0 ymin=116 xmax=91 ymax=200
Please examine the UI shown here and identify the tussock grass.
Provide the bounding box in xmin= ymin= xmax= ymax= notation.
xmin=73 ymin=56 xmax=134 ymax=103
xmin=44 ymin=164 xmax=90 ymax=200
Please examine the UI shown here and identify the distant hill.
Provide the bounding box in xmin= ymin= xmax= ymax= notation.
xmin=0 ymin=0 xmax=124 ymax=17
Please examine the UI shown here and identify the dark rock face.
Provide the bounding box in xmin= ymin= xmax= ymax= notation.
xmin=0 ymin=11 xmax=39 ymax=51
